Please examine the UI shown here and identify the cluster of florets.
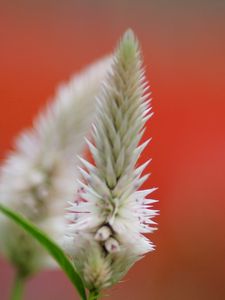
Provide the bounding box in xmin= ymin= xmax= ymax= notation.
xmin=64 ymin=30 xmax=157 ymax=291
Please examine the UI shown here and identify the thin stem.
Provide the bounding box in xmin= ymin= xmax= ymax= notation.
xmin=10 ymin=272 xmax=26 ymax=300
xmin=88 ymin=290 xmax=100 ymax=300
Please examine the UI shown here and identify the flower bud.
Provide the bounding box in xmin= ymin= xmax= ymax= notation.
xmin=105 ymin=237 xmax=120 ymax=253
xmin=95 ymin=225 xmax=112 ymax=241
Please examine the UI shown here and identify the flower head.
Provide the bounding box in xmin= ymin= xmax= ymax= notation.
xmin=0 ymin=56 xmax=111 ymax=276
xmin=64 ymin=30 xmax=158 ymax=292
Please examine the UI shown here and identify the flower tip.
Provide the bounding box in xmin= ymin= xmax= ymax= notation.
xmin=123 ymin=28 xmax=135 ymax=40
xmin=118 ymin=29 xmax=139 ymax=61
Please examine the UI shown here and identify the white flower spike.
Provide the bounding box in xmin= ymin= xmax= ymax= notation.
xmin=0 ymin=56 xmax=111 ymax=276
xmin=65 ymin=30 xmax=158 ymax=293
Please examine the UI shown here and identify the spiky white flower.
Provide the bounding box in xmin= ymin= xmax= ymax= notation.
xmin=64 ymin=30 xmax=158 ymax=292
xmin=0 ymin=56 xmax=111 ymax=276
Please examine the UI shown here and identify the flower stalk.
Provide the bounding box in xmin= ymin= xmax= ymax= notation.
xmin=10 ymin=272 xmax=26 ymax=300
xmin=88 ymin=290 xmax=100 ymax=300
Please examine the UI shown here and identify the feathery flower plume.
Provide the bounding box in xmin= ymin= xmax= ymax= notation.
xmin=0 ymin=56 xmax=111 ymax=277
xmin=65 ymin=30 xmax=158 ymax=294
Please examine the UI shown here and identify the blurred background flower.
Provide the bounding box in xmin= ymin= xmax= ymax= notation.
xmin=0 ymin=55 xmax=110 ymax=278
xmin=0 ymin=0 xmax=225 ymax=299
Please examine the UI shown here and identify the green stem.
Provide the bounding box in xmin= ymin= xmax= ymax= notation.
xmin=88 ymin=290 xmax=100 ymax=300
xmin=10 ymin=272 xmax=26 ymax=300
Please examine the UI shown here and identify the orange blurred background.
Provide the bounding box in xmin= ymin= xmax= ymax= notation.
xmin=0 ymin=1 xmax=225 ymax=299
